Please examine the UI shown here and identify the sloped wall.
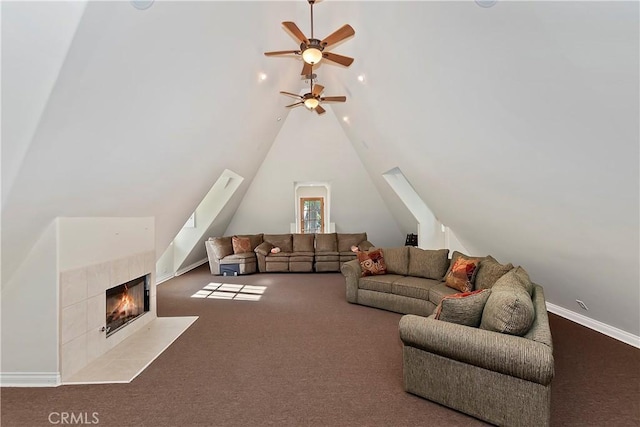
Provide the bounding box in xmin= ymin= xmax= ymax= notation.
xmin=225 ymin=105 xmax=403 ymax=246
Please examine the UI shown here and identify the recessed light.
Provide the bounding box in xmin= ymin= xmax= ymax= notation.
xmin=343 ymin=116 xmax=349 ymax=123
xmin=258 ymin=73 xmax=267 ymax=81
xmin=475 ymin=0 xmax=497 ymax=8
xmin=357 ymin=74 xmax=365 ymax=83
xmin=131 ymin=0 xmax=154 ymax=10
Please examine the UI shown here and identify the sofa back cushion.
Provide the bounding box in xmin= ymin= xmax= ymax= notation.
xmin=263 ymin=234 xmax=293 ymax=253
xmin=475 ymin=256 xmax=514 ymax=290
xmin=379 ymin=246 xmax=409 ymax=276
xmin=480 ymin=270 xmax=535 ymax=336
xmin=315 ymin=233 xmax=337 ymax=252
xmin=293 ymin=233 xmax=315 ymax=252
xmin=209 ymin=236 xmax=233 ymax=259
xmin=337 ymin=233 xmax=367 ymax=252
xmin=408 ymin=248 xmax=450 ymax=280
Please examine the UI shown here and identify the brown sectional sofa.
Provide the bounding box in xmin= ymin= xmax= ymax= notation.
xmin=205 ymin=232 xmax=373 ymax=275
xmin=340 ymin=247 xmax=554 ymax=427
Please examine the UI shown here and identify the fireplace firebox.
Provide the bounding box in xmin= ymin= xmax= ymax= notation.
xmin=105 ymin=274 xmax=150 ymax=337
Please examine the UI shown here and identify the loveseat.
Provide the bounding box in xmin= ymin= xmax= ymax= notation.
xmin=340 ymin=247 xmax=554 ymax=426
xmin=206 ymin=232 xmax=373 ymax=274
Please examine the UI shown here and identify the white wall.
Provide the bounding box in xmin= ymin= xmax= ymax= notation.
xmin=1 ymin=1 xmax=87 ymax=206
xmin=58 ymin=217 xmax=154 ymax=271
xmin=225 ymin=106 xmax=403 ymax=246
xmin=1 ymin=221 xmax=59 ymax=381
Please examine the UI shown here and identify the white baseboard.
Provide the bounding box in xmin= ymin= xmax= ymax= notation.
xmin=155 ymin=273 xmax=175 ymax=285
xmin=155 ymin=258 xmax=209 ymax=285
xmin=1 ymin=372 xmax=61 ymax=387
xmin=175 ymin=258 xmax=208 ymax=277
xmin=546 ymin=302 xmax=640 ymax=349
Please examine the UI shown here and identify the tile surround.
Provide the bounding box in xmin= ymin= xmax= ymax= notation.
xmin=59 ymin=251 xmax=157 ymax=381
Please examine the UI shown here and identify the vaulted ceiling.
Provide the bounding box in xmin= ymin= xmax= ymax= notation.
xmin=2 ymin=1 xmax=638 ymax=337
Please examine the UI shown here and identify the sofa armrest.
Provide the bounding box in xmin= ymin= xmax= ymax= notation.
xmin=340 ymin=259 xmax=362 ymax=303
xmin=399 ymin=314 xmax=554 ymax=385
xmin=204 ymin=240 xmax=221 ymax=275
xmin=358 ymin=240 xmax=374 ymax=251
xmin=255 ymin=241 xmax=274 ymax=256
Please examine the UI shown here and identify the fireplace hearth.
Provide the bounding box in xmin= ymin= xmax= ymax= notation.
xmin=105 ymin=274 xmax=150 ymax=337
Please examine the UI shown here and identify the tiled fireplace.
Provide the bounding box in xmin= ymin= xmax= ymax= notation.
xmin=59 ymin=251 xmax=156 ymax=381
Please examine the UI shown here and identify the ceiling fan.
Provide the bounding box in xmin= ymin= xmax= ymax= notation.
xmin=264 ymin=0 xmax=355 ymax=76
xmin=280 ymin=77 xmax=346 ymax=115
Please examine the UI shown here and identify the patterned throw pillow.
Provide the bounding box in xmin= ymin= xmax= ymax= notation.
xmin=434 ymin=289 xmax=492 ymax=327
xmin=357 ymin=249 xmax=387 ymax=277
xmin=232 ymin=236 xmax=252 ymax=254
xmin=444 ymin=257 xmax=479 ymax=293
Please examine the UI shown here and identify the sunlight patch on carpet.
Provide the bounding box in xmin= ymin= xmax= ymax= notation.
xmin=191 ymin=282 xmax=266 ymax=301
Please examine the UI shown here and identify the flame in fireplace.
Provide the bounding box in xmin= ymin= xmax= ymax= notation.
xmin=107 ymin=285 xmax=137 ymax=323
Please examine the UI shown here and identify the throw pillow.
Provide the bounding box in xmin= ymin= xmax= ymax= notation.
xmin=480 ymin=283 xmax=535 ymax=336
xmin=270 ymin=247 xmax=281 ymax=254
xmin=434 ymin=289 xmax=492 ymax=327
xmin=441 ymin=251 xmax=486 ymax=282
xmin=444 ymin=257 xmax=479 ymax=293
xmin=357 ymin=249 xmax=387 ymax=277
xmin=232 ymin=236 xmax=252 ymax=254
xmin=475 ymin=257 xmax=514 ymax=290
xmin=351 ymin=245 xmax=359 ymax=252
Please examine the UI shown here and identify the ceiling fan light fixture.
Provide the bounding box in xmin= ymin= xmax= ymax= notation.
xmin=304 ymin=98 xmax=320 ymax=109
xmin=302 ymin=47 xmax=323 ymax=65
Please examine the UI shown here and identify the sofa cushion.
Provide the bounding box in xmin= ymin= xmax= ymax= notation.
xmin=475 ymin=256 xmax=514 ymax=290
xmin=220 ymin=252 xmax=256 ymax=262
xmin=428 ymin=283 xmax=463 ymax=306
xmin=357 ymin=249 xmax=387 ymax=276
xmin=392 ymin=276 xmax=441 ymax=301
xmin=209 ymin=236 xmax=233 ymax=259
xmin=264 ymin=234 xmax=293 ymax=253
xmin=444 ymin=257 xmax=480 ymax=293
xmin=408 ymin=248 xmax=450 ymax=280
xmin=293 ymin=233 xmax=315 ymax=252
xmin=315 ymin=254 xmax=339 ymax=261
xmin=232 ymin=236 xmax=252 ymax=254
xmin=442 ymin=251 xmax=486 ymax=283
xmin=359 ymin=275 xmax=401 ymax=293
xmin=480 ymin=280 xmax=535 ymax=336
xmin=512 ymin=266 xmax=534 ymax=296
xmin=338 ymin=233 xmax=367 ymax=252
xmin=315 ymin=233 xmax=337 ymax=252
xmin=491 ymin=267 xmax=534 ymax=296
xmin=435 ymin=289 xmax=492 ymax=327
xmin=380 ymin=246 xmax=409 ymax=276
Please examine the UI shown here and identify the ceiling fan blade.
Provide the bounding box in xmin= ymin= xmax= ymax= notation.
xmin=286 ymin=101 xmax=304 ymax=108
xmin=315 ymin=105 xmax=326 ymax=115
xmin=312 ymin=84 xmax=324 ymax=97
xmin=264 ymin=50 xmax=300 ymax=56
xmin=320 ymin=96 xmax=346 ymax=103
xmin=320 ymin=24 xmax=355 ymax=48
xmin=280 ymin=91 xmax=303 ymax=99
xmin=322 ymin=52 xmax=354 ymax=67
xmin=282 ymin=21 xmax=310 ymax=45
xmin=301 ymin=61 xmax=313 ymax=76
